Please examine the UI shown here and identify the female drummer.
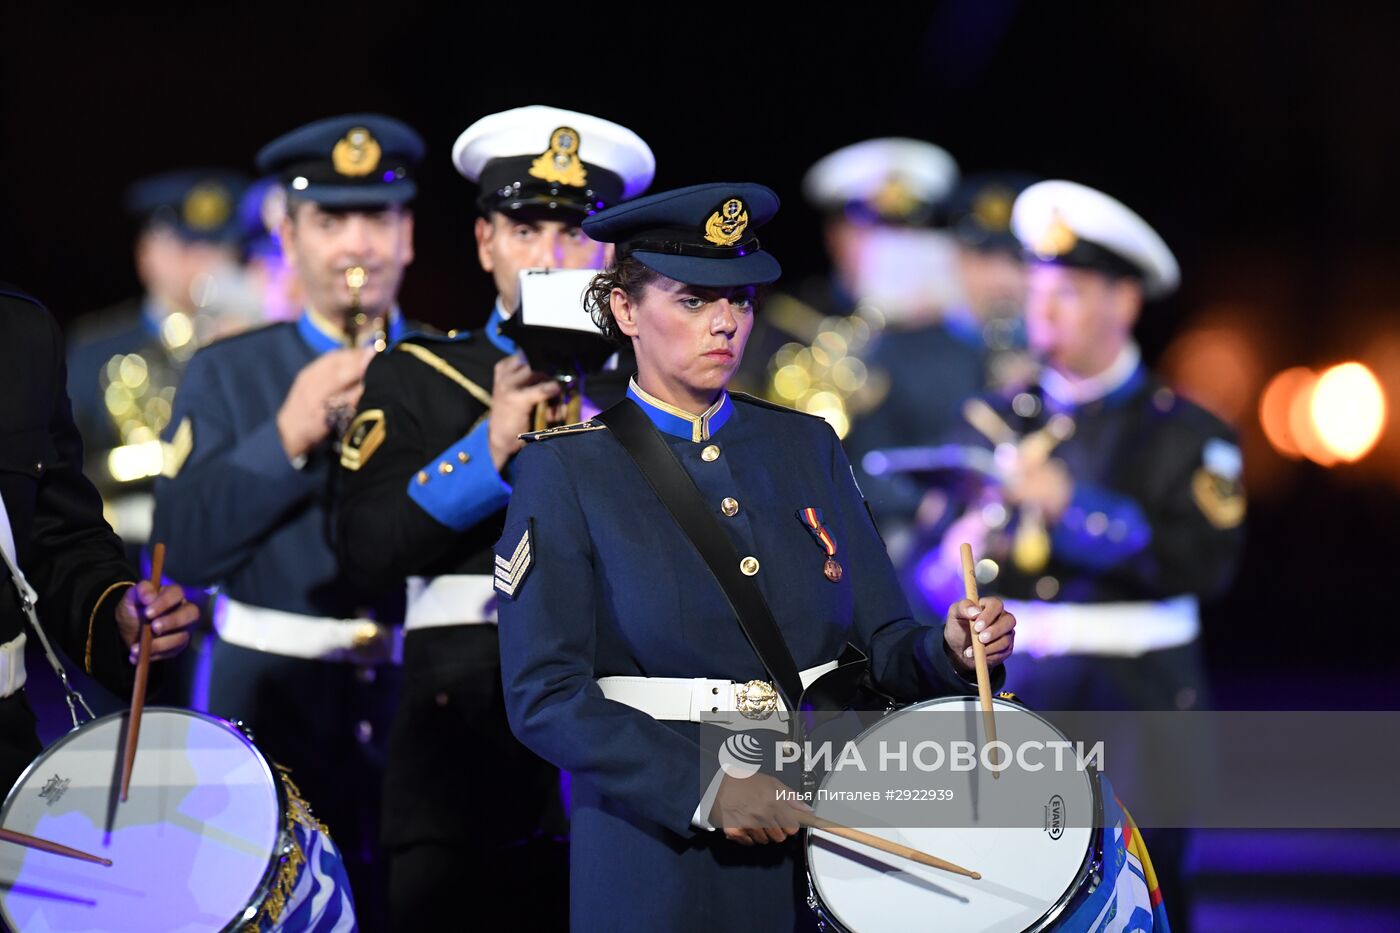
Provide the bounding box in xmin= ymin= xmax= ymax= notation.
xmin=494 ymin=182 xmax=1016 ymax=931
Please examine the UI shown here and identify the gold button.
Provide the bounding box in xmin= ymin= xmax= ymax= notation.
xmin=721 ymin=497 xmax=739 ymax=517
xmin=457 ymin=451 xmax=470 ymax=464
xmin=740 ymin=556 xmax=760 ymax=576
xmin=416 ymin=471 xmax=429 ymax=485
xmin=439 ymin=461 xmax=454 ymax=474
xmin=701 ymin=445 xmax=720 ymax=462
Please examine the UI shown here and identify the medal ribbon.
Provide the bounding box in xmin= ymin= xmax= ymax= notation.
xmin=797 ymin=507 xmax=837 ymax=558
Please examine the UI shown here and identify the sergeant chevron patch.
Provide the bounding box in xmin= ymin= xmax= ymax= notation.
xmin=494 ymin=520 xmax=534 ymax=599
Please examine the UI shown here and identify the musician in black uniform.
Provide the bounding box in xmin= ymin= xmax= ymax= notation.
xmin=0 ymin=284 xmax=195 ymax=790
xmin=334 ymin=105 xmax=655 ymax=931
xmin=916 ymin=180 xmax=1244 ymax=929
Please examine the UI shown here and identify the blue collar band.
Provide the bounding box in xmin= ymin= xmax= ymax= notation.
xmin=626 ymin=378 xmax=733 ymax=442
xmin=485 ymin=303 xmax=517 ymax=356
xmin=297 ymin=307 xmax=405 ymax=356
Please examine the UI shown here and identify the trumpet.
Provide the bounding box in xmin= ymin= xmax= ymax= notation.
xmin=342 ymin=266 xmax=388 ymax=352
xmin=326 ymin=266 xmax=385 ymax=442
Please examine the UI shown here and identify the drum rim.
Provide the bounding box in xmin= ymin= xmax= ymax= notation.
xmin=0 ymin=706 xmax=293 ymax=933
xmin=803 ymin=695 xmax=1107 ymax=933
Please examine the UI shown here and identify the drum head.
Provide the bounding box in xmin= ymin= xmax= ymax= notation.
xmin=806 ymin=697 xmax=1098 ymax=933
xmin=0 ymin=707 xmax=284 ymax=933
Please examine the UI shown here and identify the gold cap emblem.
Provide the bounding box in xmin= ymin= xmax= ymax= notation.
xmin=332 ymin=127 xmax=382 ymax=177
xmin=870 ymin=175 xmax=919 ymax=220
xmin=703 ymin=198 xmax=749 ymax=246
xmin=182 ymin=183 xmax=231 ymax=231
xmin=528 ymin=126 xmax=588 ymax=187
xmin=972 ymin=186 xmax=1014 ymax=232
xmin=1032 ymin=210 xmax=1078 ymax=257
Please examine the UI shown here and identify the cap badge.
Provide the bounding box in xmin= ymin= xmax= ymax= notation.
xmin=704 ymin=198 xmax=749 ymax=246
xmin=972 ymin=186 xmax=1014 ymax=232
xmin=182 ymin=183 xmax=231 ymax=231
xmin=529 ymin=126 xmax=587 ymax=187
xmin=871 ymin=174 xmax=918 ymax=220
xmin=1032 ymin=210 xmax=1078 ymax=257
xmin=332 ymin=127 xmax=382 ymax=177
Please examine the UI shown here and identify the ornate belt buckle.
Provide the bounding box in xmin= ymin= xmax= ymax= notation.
xmin=735 ymin=680 xmax=779 ymax=720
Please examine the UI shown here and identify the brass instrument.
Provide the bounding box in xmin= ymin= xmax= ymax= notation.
xmin=342 ymin=265 xmax=388 ymax=351
xmin=760 ymin=301 xmax=888 ymax=440
xmin=956 ymin=394 xmax=1075 ymax=575
xmin=327 ymin=266 xmax=384 ymax=441
xmin=868 ymin=384 xmax=1075 ymax=584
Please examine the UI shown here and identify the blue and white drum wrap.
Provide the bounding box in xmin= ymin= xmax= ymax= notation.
xmin=0 ymin=707 xmax=357 ymax=932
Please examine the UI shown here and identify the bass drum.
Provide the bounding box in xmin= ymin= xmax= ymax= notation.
xmin=0 ymin=707 xmax=354 ymax=932
xmin=804 ymin=695 xmax=1103 ymax=933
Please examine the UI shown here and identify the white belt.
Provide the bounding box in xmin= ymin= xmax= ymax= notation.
xmin=215 ymin=597 xmax=402 ymax=665
xmin=107 ymin=492 xmax=155 ymax=543
xmin=404 ymin=575 xmax=498 ymax=633
xmin=597 ymin=660 xmax=840 ymax=724
xmin=1004 ymin=595 xmax=1200 ymax=659
xmin=0 ymin=633 xmax=26 ymax=700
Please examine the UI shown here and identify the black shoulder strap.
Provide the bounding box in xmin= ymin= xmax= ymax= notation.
xmin=596 ymin=399 xmax=806 ymax=710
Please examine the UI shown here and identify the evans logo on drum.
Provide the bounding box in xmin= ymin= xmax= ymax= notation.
xmin=1044 ymin=794 xmax=1065 ymax=840
xmin=38 ymin=774 xmax=70 ymax=806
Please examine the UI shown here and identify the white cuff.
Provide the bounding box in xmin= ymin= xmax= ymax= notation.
xmin=690 ymin=768 xmax=726 ymax=832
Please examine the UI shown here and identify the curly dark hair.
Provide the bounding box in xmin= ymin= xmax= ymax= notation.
xmin=583 ymin=256 xmax=664 ymax=343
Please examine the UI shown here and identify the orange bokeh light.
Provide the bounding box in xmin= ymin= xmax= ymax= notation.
xmin=1259 ymin=367 xmax=1315 ymax=461
xmin=1159 ymin=326 xmax=1262 ymax=425
xmin=1310 ymin=362 xmax=1386 ymax=462
xmin=1259 ymin=362 xmax=1388 ymax=466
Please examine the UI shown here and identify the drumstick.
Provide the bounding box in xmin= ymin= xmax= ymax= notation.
xmin=0 ymin=826 xmax=111 ymax=867
xmin=796 ymin=811 xmax=980 ymax=880
xmin=119 ymin=542 xmax=164 ymax=803
xmin=959 ymin=543 xmax=1000 ymax=778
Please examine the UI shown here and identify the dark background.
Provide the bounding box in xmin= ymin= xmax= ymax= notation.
xmin=4 ymin=3 xmax=1399 ymax=700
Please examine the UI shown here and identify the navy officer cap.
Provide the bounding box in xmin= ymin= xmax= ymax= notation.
xmin=454 ymin=105 xmax=655 ymax=220
xmin=582 ymin=182 xmax=781 ymax=288
xmin=256 ymin=113 xmax=425 ymax=207
xmin=947 ymin=172 xmax=1039 ymax=255
xmin=125 ymin=169 xmax=250 ymax=243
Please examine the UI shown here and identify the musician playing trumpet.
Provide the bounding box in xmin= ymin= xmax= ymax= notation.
xmin=334 ymin=105 xmax=658 ymax=931
xmin=915 ymin=181 xmax=1245 ymax=928
xmin=151 ymin=113 xmax=425 ymax=929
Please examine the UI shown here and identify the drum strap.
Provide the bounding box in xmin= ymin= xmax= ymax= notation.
xmin=597 ymin=399 xmax=807 ymax=712
xmin=0 ymin=542 xmax=96 ymax=729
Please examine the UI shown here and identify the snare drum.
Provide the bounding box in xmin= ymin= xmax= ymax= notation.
xmin=0 ymin=707 xmax=355 ymax=932
xmin=804 ymin=695 xmax=1104 ymax=933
